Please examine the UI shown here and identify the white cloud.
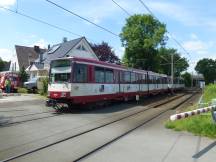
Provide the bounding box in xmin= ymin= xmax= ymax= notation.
xmin=114 ymin=47 xmax=125 ymax=59
xmin=183 ymin=35 xmax=215 ymax=54
xmin=182 ymin=35 xmax=216 ymax=71
xmin=147 ymin=1 xmax=216 ymax=30
xmin=183 ymin=40 xmax=207 ymax=52
xmin=149 ymin=2 xmax=189 ymax=21
xmin=71 ymin=0 xmax=131 ymax=24
xmin=0 ymin=48 xmax=14 ymax=61
xmin=31 ymin=39 xmax=47 ymax=49
xmin=190 ymin=33 xmax=198 ymax=40
xmin=0 ymin=0 xmax=16 ymax=7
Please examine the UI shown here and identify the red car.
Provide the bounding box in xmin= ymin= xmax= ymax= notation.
xmin=0 ymin=71 xmax=21 ymax=92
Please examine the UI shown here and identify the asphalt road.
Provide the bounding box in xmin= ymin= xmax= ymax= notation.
xmin=0 ymin=93 xmax=215 ymax=162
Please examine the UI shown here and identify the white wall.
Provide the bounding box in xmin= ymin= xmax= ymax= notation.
xmin=67 ymin=39 xmax=98 ymax=60
xmin=9 ymin=53 xmax=19 ymax=71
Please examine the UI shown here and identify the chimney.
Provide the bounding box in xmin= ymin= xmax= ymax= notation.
xmin=34 ymin=46 xmax=43 ymax=63
xmin=63 ymin=37 xmax=67 ymax=43
xmin=48 ymin=44 xmax=51 ymax=50
xmin=34 ymin=46 xmax=40 ymax=53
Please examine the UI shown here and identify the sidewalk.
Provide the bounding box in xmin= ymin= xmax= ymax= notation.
xmin=82 ymin=110 xmax=216 ymax=162
xmin=0 ymin=94 xmax=42 ymax=103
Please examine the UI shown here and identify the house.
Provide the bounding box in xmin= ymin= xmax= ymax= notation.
xmin=10 ymin=45 xmax=46 ymax=72
xmin=191 ymin=74 xmax=205 ymax=88
xmin=26 ymin=37 xmax=98 ymax=80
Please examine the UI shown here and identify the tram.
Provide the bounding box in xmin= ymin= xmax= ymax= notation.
xmin=48 ymin=57 xmax=184 ymax=107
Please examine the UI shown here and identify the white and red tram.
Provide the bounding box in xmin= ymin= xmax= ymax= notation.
xmin=48 ymin=57 xmax=184 ymax=106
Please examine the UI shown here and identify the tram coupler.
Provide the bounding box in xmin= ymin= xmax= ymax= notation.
xmin=46 ymin=98 xmax=57 ymax=107
xmin=46 ymin=99 xmax=69 ymax=111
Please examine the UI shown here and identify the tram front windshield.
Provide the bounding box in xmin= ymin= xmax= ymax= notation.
xmin=50 ymin=60 xmax=71 ymax=83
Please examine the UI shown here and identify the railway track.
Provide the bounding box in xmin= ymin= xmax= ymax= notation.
xmin=0 ymin=93 xmax=184 ymax=127
xmin=0 ymin=109 xmax=26 ymax=112
xmin=0 ymin=111 xmax=59 ymax=127
xmin=0 ymin=91 xmax=199 ymax=162
xmin=74 ymin=93 xmax=197 ymax=162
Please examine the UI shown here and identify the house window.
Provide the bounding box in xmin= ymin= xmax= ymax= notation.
xmin=95 ymin=67 xmax=105 ymax=83
xmin=76 ymin=44 xmax=87 ymax=51
xmin=73 ymin=64 xmax=87 ymax=82
xmin=76 ymin=45 xmax=82 ymax=50
xmin=82 ymin=45 xmax=86 ymax=51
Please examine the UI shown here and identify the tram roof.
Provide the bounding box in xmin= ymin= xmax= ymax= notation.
xmin=52 ymin=57 xmax=169 ymax=77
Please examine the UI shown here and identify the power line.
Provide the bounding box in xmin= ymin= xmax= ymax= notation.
xmin=45 ymin=0 xmax=119 ymax=38
xmin=16 ymin=0 xmax=19 ymax=12
xmin=138 ymin=0 xmax=191 ymax=59
xmin=0 ymin=6 xmax=99 ymax=43
xmin=167 ymin=33 xmax=190 ymax=56
xmin=0 ymin=6 xmax=82 ymax=37
xmin=138 ymin=0 xmax=155 ymax=17
xmin=111 ymin=0 xmax=131 ymax=16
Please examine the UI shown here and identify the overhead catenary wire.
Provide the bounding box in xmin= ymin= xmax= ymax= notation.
xmin=16 ymin=0 xmax=19 ymax=12
xmin=45 ymin=0 xmax=119 ymax=38
xmin=111 ymin=0 xmax=131 ymax=16
xmin=0 ymin=6 xmax=98 ymax=43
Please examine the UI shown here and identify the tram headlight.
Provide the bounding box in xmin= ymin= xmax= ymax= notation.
xmin=61 ymin=92 xmax=66 ymax=97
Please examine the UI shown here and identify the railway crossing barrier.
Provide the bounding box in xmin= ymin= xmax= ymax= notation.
xmin=0 ymin=89 xmax=2 ymax=99
xmin=170 ymin=99 xmax=216 ymax=123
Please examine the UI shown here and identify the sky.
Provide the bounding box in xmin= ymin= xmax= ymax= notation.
xmin=0 ymin=0 xmax=216 ymax=72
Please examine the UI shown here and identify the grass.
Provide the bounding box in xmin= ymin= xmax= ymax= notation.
xmin=203 ymin=84 xmax=216 ymax=103
xmin=17 ymin=87 xmax=28 ymax=94
xmin=165 ymin=115 xmax=216 ymax=138
xmin=165 ymin=84 xmax=216 ymax=138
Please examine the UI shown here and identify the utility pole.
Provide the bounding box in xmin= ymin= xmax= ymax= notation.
xmin=171 ymin=53 xmax=174 ymax=88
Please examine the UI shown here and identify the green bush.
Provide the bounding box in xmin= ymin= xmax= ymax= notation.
xmin=39 ymin=77 xmax=49 ymax=96
xmin=17 ymin=87 xmax=28 ymax=94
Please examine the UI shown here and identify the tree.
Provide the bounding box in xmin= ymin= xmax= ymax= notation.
xmin=91 ymin=42 xmax=120 ymax=64
xmin=181 ymin=72 xmax=192 ymax=87
xmin=0 ymin=57 xmax=10 ymax=72
xmin=120 ymin=14 xmax=167 ymax=71
xmin=19 ymin=66 xmax=28 ymax=87
xmin=158 ymin=48 xmax=189 ymax=76
xmin=195 ymin=58 xmax=216 ymax=84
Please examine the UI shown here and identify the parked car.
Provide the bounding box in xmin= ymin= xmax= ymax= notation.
xmin=24 ymin=77 xmax=37 ymax=92
xmin=24 ymin=76 xmax=47 ymax=92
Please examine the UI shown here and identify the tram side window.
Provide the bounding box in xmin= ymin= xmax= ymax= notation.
xmin=142 ymin=74 xmax=145 ymax=84
xmin=137 ymin=74 xmax=141 ymax=84
xmin=131 ymin=72 xmax=136 ymax=84
xmin=145 ymin=74 xmax=148 ymax=84
xmin=123 ymin=71 xmax=131 ymax=83
xmin=148 ymin=75 xmax=151 ymax=84
xmin=149 ymin=75 xmax=152 ymax=84
xmin=73 ymin=64 xmax=87 ymax=82
xmin=95 ymin=67 xmax=105 ymax=83
xmin=157 ymin=77 xmax=159 ymax=84
xmin=153 ymin=76 xmax=156 ymax=84
xmin=105 ymin=69 xmax=114 ymax=83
